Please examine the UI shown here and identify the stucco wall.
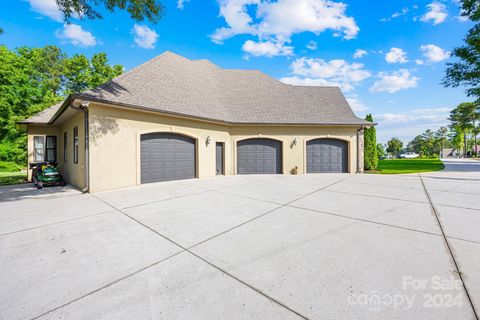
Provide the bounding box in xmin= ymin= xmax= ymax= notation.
xmin=27 ymin=112 xmax=86 ymax=190
xmin=88 ymin=103 xmax=360 ymax=192
xmin=230 ymin=126 xmax=358 ymax=175
xmin=58 ymin=111 xmax=86 ymax=189
xmin=88 ymin=103 xmax=232 ymax=192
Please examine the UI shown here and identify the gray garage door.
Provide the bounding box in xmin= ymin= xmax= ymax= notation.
xmin=306 ymin=138 xmax=348 ymax=173
xmin=140 ymin=133 xmax=196 ymax=183
xmin=237 ymin=138 xmax=282 ymax=174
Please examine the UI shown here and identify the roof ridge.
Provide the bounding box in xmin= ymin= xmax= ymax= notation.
xmin=86 ymin=51 xmax=189 ymax=93
xmin=21 ymin=51 xmax=372 ymax=126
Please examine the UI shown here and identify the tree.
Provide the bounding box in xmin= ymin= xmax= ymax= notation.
xmin=407 ymin=135 xmax=424 ymax=155
xmin=421 ymin=129 xmax=438 ymax=156
xmin=450 ymin=126 xmax=466 ymax=156
xmin=64 ymin=53 xmax=123 ymax=94
xmin=56 ymin=0 xmax=164 ymax=24
xmin=363 ymin=114 xmax=378 ymax=170
xmin=449 ymin=102 xmax=479 ymax=157
xmin=0 ymin=45 xmax=123 ymax=163
xmin=435 ymin=126 xmax=449 ymax=157
xmin=444 ymin=0 xmax=480 ymax=98
xmin=376 ymin=143 xmax=385 ymax=158
xmin=386 ymin=137 xmax=403 ymax=157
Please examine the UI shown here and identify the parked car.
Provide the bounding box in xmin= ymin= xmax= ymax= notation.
xmin=398 ymin=152 xmax=419 ymax=159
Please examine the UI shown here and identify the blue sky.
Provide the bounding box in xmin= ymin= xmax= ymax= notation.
xmin=0 ymin=0 xmax=474 ymax=143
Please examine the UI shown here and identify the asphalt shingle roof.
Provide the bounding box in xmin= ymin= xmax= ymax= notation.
xmin=22 ymin=51 xmax=371 ymax=125
xmin=21 ymin=102 xmax=63 ymax=124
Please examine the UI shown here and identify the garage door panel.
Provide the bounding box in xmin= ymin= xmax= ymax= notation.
xmin=141 ymin=133 xmax=196 ymax=183
xmin=237 ymin=139 xmax=282 ymax=174
xmin=307 ymin=139 xmax=347 ymax=173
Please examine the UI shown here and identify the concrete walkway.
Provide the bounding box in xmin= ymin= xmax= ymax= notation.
xmin=0 ymin=160 xmax=479 ymax=319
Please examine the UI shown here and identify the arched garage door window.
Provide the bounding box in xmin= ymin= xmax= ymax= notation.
xmin=306 ymin=138 xmax=348 ymax=173
xmin=237 ymin=138 xmax=282 ymax=174
xmin=140 ymin=133 xmax=196 ymax=183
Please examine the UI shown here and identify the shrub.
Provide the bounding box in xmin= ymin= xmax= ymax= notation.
xmin=364 ymin=114 xmax=378 ymax=170
xmin=0 ymin=138 xmax=27 ymax=164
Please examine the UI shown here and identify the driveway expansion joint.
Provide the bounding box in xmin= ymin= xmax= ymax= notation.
xmin=90 ymin=193 xmax=311 ymax=320
xmin=0 ymin=209 xmax=113 ymax=238
xmin=321 ymin=189 xmax=430 ymax=205
xmin=30 ymin=251 xmax=186 ymax=320
xmin=118 ymin=189 xmax=211 ymax=210
xmin=419 ymin=173 xmax=479 ymax=320
xmin=286 ymin=204 xmax=443 ymax=238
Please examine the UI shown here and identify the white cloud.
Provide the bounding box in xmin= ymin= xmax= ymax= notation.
xmin=420 ymin=44 xmax=450 ymax=62
xmin=374 ymin=107 xmax=451 ymax=143
xmin=380 ymin=7 xmax=409 ymax=22
xmin=280 ymin=57 xmax=371 ymax=92
xmin=55 ymin=24 xmax=97 ymax=47
xmin=415 ymin=59 xmax=424 ymax=65
xmin=369 ymin=69 xmax=419 ymax=93
xmin=420 ymin=2 xmax=448 ymax=25
xmin=177 ymin=0 xmax=190 ymax=9
xmin=306 ymin=40 xmax=318 ymax=50
xmin=385 ymin=47 xmax=408 ymax=64
xmin=280 ymin=76 xmax=340 ymax=87
xmin=392 ymin=7 xmax=409 ymax=18
xmin=376 ymin=108 xmax=449 ymax=123
xmin=28 ymin=0 xmax=62 ymax=22
xmin=242 ymin=39 xmax=293 ymax=56
xmin=132 ymin=24 xmax=159 ymax=49
xmin=211 ymin=0 xmax=359 ymax=56
xmin=457 ymin=14 xmax=469 ymax=22
xmin=353 ymin=49 xmax=367 ymax=59
xmin=346 ymin=95 xmax=368 ymax=112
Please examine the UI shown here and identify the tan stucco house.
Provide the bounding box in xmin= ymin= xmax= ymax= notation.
xmin=20 ymin=51 xmax=372 ymax=192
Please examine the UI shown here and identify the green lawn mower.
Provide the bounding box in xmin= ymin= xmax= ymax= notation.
xmin=30 ymin=162 xmax=66 ymax=189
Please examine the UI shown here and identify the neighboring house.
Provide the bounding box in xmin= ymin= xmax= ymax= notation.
xmin=19 ymin=52 xmax=372 ymax=192
xmin=442 ymin=148 xmax=458 ymax=158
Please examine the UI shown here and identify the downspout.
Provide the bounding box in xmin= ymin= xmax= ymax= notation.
xmin=69 ymin=102 xmax=90 ymax=193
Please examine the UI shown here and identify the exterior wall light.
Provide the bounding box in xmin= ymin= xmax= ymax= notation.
xmin=290 ymin=138 xmax=297 ymax=148
xmin=206 ymin=136 xmax=211 ymax=146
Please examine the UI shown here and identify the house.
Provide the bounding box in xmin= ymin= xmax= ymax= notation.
xmin=19 ymin=51 xmax=372 ymax=192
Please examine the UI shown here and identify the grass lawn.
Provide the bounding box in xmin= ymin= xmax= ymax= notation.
xmin=0 ymin=161 xmax=27 ymax=186
xmin=0 ymin=171 xmax=27 ymax=186
xmin=371 ymin=159 xmax=444 ymax=174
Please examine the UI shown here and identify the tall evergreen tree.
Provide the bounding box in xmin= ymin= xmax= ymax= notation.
xmin=363 ymin=114 xmax=378 ymax=170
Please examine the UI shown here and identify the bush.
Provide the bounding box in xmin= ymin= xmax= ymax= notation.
xmin=364 ymin=114 xmax=378 ymax=170
xmin=0 ymin=138 xmax=27 ymax=164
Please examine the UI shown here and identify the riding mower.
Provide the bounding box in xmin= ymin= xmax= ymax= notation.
xmin=30 ymin=162 xmax=67 ymax=189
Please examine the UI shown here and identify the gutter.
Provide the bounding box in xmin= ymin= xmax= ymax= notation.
xmin=20 ymin=92 xmax=378 ymax=128
xmin=67 ymin=95 xmax=376 ymax=127
xmin=69 ymin=101 xmax=90 ymax=193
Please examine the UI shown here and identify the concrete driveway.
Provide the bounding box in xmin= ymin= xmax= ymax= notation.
xmin=1 ymin=159 xmax=479 ymax=319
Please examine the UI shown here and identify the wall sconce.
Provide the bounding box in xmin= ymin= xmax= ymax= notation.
xmin=290 ymin=138 xmax=297 ymax=148
xmin=206 ymin=136 xmax=211 ymax=146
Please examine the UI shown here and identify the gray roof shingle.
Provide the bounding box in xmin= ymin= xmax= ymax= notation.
xmin=20 ymin=102 xmax=64 ymax=124
xmin=22 ymin=51 xmax=371 ymax=126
